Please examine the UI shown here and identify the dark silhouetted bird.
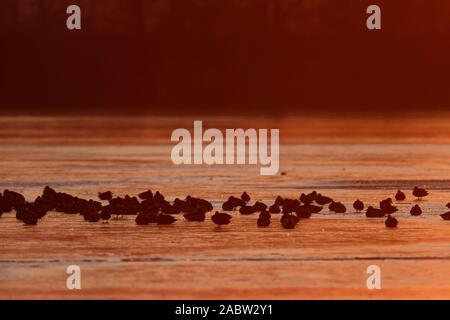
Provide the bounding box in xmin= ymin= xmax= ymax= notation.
xmin=85 ymin=212 xmax=101 ymax=222
xmin=257 ymin=213 xmax=271 ymax=227
xmin=32 ymin=197 xmax=50 ymax=218
xmin=161 ymin=203 xmax=181 ymax=215
xmin=183 ymin=210 xmax=206 ymax=222
xmin=274 ymin=196 xmax=284 ymax=206
xmin=395 ymin=190 xmax=406 ymax=201
xmin=295 ymin=206 xmax=311 ymax=219
xmin=138 ymin=190 xmax=153 ymax=201
xmin=3 ymin=189 xmax=26 ymax=209
xmin=353 ymin=200 xmax=364 ymax=212
xmin=0 ymin=194 xmax=13 ymax=215
xmin=135 ymin=213 xmax=150 ymax=225
xmin=385 ymin=215 xmax=398 ymax=228
xmin=440 ymin=212 xmax=450 ymax=220
xmin=16 ymin=203 xmax=40 ymax=225
xmin=211 ymin=211 xmax=232 ymax=227
xmin=239 ymin=205 xmax=257 ymax=215
xmin=22 ymin=213 xmax=38 ymax=225
xmin=381 ymin=204 xmax=398 ymax=215
xmin=446 ymin=203 xmax=450 ymax=209
xmin=259 ymin=210 xmax=271 ymax=218
xmin=222 ymin=201 xmax=234 ymax=211
xmin=227 ymin=196 xmax=245 ymax=208
xmin=366 ymin=206 xmax=385 ymax=218
xmin=157 ymin=214 xmax=176 ymax=225
xmin=98 ymin=191 xmax=113 ymax=201
xmin=154 ymin=191 xmax=165 ymax=203
xmin=304 ymin=204 xmax=322 ymax=214
xmin=306 ymin=191 xmax=318 ymax=201
xmin=281 ymin=214 xmax=299 ymax=229
xmin=300 ymin=192 xmax=315 ymax=205
xmin=300 ymin=191 xmax=317 ymax=204
xmin=329 ymin=202 xmax=346 ymax=213
xmin=140 ymin=201 xmax=159 ymax=215
xmin=135 ymin=212 xmax=159 ymax=225
xmin=100 ymin=207 xmax=112 ymax=222
xmin=380 ymin=198 xmax=393 ymax=209
xmin=253 ymin=201 xmax=267 ymax=212
xmin=241 ymin=192 xmax=251 ymax=202
xmin=413 ymin=187 xmax=428 ymax=200
xmin=281 ymin=199 xmax=300 ymax=214
xmin=410 ymin=205 xmax=422 ymax=216
xmin=334 ymin=202 xmax=347 ymax=213
xmin=380 ymin=198 xmax=397 ymax=215
xmin=269 ymin=204 xmax=281 ymax=214
xmin=315 ymin=194 xmax=333 ymax=206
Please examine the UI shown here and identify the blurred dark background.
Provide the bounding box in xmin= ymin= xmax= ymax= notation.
xmin=1 ymin=0 xmax=450 ymax=115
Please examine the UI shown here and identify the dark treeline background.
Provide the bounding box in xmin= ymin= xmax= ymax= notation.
xmin=1 ymin=0 xmax=450 ymax=115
